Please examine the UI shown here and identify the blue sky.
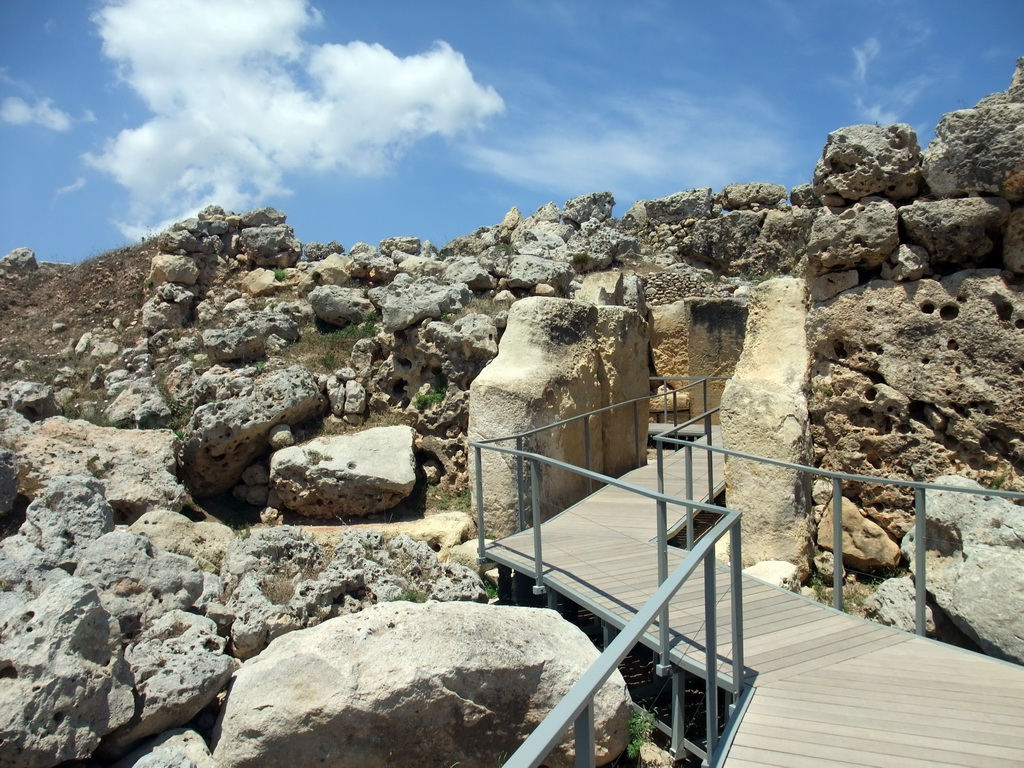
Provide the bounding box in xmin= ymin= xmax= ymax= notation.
xmin=1 ymin=0 xmax=1021 ymax=263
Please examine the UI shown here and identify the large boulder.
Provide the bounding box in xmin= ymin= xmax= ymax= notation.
xmin=214 ymin=527 xmax=485 ymax=659
xmin=105 ymin=378 xmax=173 ymax=429
xmin=622 ymin=188 xmax=718 ymax=229
xmin=308 ymin=285 xmax=374 ymax=327
xmin=212 ymin=602 xmax=631 ymax=768
xmin=816 ymin=496 xmax=901 ymax=571
xmin=806 ymin=271 xmax=1024 ymax=527
xmin=562 ymin=191 xmax=615 ymax=226
xmin=102 ymin=611 xmax=234 ymax=755
xmin=367 ymin=274 xmax=471 ymax=332
xmin=3 ymin=380 xmax=59 ymax=421
xmin=269 ymin=426 xmax=417 ymax=518
xmin=922 ymin=103 xmax=1024 ymax=202
xmin=678 ymin=211 xmax=764 ymax=275
xmin=805 ymin=201 xmax=899 ymax=275
xmin=720 ymin=278 xmax=813 ymax=577
xmin=469 ymin=298 xmax=649 ymax=537
xmin=238 ymin=225 xmax=301 ymax=268
xmin=901 ymin=476 xmax=1024 ymax=664
xmin=0 ymin=411 xmax=186 ymax=520
xmin=812 ymin=123 xmax=921 ymax=202
xmin=180 ymin=366 xmax=325 ymax=497
xmin=0 ymin=579 xmax=134 ymax=767
xmin=721 ymin=182 xmax=788 ymax=211
xmin=108 ymin=728 xmax=217 ymax=768
xmin=130 ymin=509 xmax=236 ymax=572
xmin=899 ymin=197 xmax=1010 ymax=268
xmin=73 ymin=530 xmax=205 ymax=640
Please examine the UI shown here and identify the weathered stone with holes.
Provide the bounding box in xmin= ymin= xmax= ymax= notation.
xmin=812 ymin=123 xmax=922 ymax=202
xmin=269 ymin=426 xmax=417 ymax=518
xmin=805 ymin=201 xmax=899 ymax=276
xmin=0 ymin=410 xmax=186 ymax=520
xmin=806 ymin=271 xmax=1024 ymax=525
xmin=721 ymin=182 xmax=788 ymax=211
xmin=181 ymin=366 xmax=326 ymax=497
xmin=899 ymin=197 xmax=1010 ymax=268
xmin=0 ymin=578 xmax=134 ymax=766
xmin=212 ymin=601 xmax=630 ymax=768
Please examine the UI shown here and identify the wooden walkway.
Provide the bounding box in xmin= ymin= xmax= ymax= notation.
xmin=484 ymin=427 xmax=1024 ymax=766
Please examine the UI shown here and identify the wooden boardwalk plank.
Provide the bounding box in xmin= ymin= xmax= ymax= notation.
xmin=481 ymin=424 xmax=1024 ymax=768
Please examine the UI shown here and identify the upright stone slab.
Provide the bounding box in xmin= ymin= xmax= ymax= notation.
xmin=468 ymin=298 xmax=648 ymax=538
xmin=720 ymin=278 xmax=813 ymax=577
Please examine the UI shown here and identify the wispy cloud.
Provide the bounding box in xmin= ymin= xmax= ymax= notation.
xmin=55 ymin=177 xmax=87 ymax=196
xmin=467 ymin=89 xmax=798 ymax=201
xmin=853 ymin=38 xmax=881 ymax=83
xmin=86 ymin=0 xmax=504 ymax=238
xmin=0 ymin=96 xmax=72 ymax=131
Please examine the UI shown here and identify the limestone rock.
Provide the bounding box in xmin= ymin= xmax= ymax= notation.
xmin=881 ymin=243 xmax=931 ymax=282
xmin=901 ymin=476 xmax=1024 ymax=663
xmin=212 ymin=602 xmax=631 ymax=768
xmin=367 ymin=274 xmax=471 ymax=332
xmin=0 ymin=446 xmax=16 ymax=514
xmin=469 ymin=298 xmax=649 ymax=537
xmin=562 ymin=191 xmax=615 ymax=226
xmin=308 ymin=285 xmax=374 ymax=327
xmin=379 ymin=236 xmax=421 ymax=256
xmin=239 ymin=267 xmax=281 ymax=297
xmin=202 ymin=310 xmax=299 ymax=363
xmin=4 ymin=380 xmax=58 ymax=422
xmin=181 ymin=366 xmax=325 ymax=497
xmin=238 ymin=225 xmax=301 ymax=268
xmin=74 ymin=530 xmax=204 ymax=639
xmin=443 ymin=256 xmax=497 ymax=291
xmin=269 ymin=426 xmax=417 ymax=518
xmin=805 ymin=201 xmax=899 ymax=276
xmin=1004 ymin=207 xmax=1024 ymax=274
xmin=622 ymin=188 xmax=718 ymax=229
xmin=109 ymin=728 xmax=217 ymax=768
xmin=104 ymin=611 xmax=234 ymax=754
xmin=379 ymin=511 xmax=476 ymax=562
xmin=11 ymin=475 xmax=114 ymax=573
xmin=2 ymin=246 xmax=38 ymax=272
xmin=812 ymin=123 xmax=921 ymax=202
xmin=721 ymin=183 xmax=787 ymax=211
xmin=863 ymin=577 xmax=935 ymax=635
xmin=899 ymin=197 xmax=1010 ymax=268
xmin=806 ymin=271 xmax=1024 ymax=518
xmin=720 ymin=278 xmax=813 ymax=577
xmin=742 ymin=560 xmax=801 ymax=592
xmin=130 ymin=510 xmax=236 ymax=572
xmin=923 ymin=103 xmax=1024 ymax=202
xmin=105 ymin=378 xmax=173 ymax=429
xmin=679 ymin=211 xmax=764 ymax=275
xmin=150 ymin=254 xmax=199 ymax=286
xmin=507 ymin=254 xmax=574 ymax=292
xmin=0 ymin=578 xmax=134 ymax=766
xmin=742 ymin=207 xmax=816 ymax=277
xmin=142 ymin=283 xmax=196 ymax=332
xmin=0 ymin=411 xmax=186 ymax=520
xmin=216 ymin=527 xmax=485 ymax=659
xmin=817 ymin=497 xmax=901 ymax=571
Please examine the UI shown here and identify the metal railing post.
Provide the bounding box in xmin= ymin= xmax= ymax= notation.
xmin=583 ymin=415 xmax=593 ymax=496
xmin=685 ymin=444 xmax=695 ymax=548
xmin=656 ymin=439 xmax=670 ymax=675
xmin=832 ymin=477 xmax=844 ymax=612
xmin=729 ymin=522 xmax=744 ymax=692
xmin=672 ymin=387 xmax=679 ymax=426
xmin=705 ymin=395 xmax=714 ymax=502
xmin=475 ymin=445 xmax=487 ymax=564
xmin=574 ymin=703 xmax=596 ymax=768
xmin=516 ymin=436 xmax=526 ymax=533
xmin=915 ymin=487 xmax=927 ymax=636
xmin=633 ymin=400 xmax=642 ymax=466
xmin=530 ymin=458 xmax=546 ymax=595
xmin=703 ymin=552 xmax=719 ymax=763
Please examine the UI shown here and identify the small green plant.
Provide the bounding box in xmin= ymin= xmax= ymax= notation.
xmin=304 ymin=449 xmax=332 ymax=464
xmin=571 ymin=252 xmax=591 ymax=269
xmin=414 ymin=388 xmax=447 ymax=410
xmin=272 ymin=267 xmax=287 ymax=282
xmin=428 ymin=485 xmax=471 ymax=513
xmin=482 ymin=578 xmax=498 ymax=601
xmin=85 ymin=456 xmax=106 ymax=479
xmin=626 ymin=707 xmax=656 ymax=760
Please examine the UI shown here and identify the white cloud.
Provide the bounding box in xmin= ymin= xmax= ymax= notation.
xmin=0 ymin=96 xmax=72 ymax=131
xmin=853 ymin=38 xmax=881 ymax=83
xmin=86 ymin=0 xmax=504 ymax=236
xmin=55 ymin=177 xmax=87 ymax=196
xmin=466 ymin=90 xmax=797 ymax=201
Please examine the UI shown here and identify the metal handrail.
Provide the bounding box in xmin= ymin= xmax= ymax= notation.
xmin=472 ymin=378 xmax=742 ymax=767
xmin=655 ymin=432 xmax=1024 ymax=634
